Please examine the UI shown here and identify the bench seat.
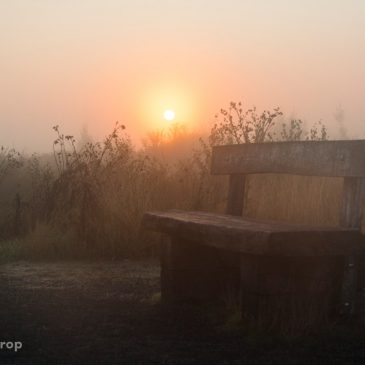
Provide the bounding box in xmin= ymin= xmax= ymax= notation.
xmin=142 ymin=210 xmax=365 ymax=256
xmin=143 ymin=141 xmax=365 ymax=324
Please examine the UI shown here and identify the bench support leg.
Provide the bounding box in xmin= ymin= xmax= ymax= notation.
xmin=160 ymin=236 xmax=240 ymax=305
xmin=341 ymin=255 xmax=359 ymax=315
xmin=239 ymin=255 xmax=343 ymax=330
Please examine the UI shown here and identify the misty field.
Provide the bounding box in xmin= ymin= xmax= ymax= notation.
xmin=0 ymin=104 xmax=335 ymax=260
xmin=1 ymin=104 xmax=365 ymax=363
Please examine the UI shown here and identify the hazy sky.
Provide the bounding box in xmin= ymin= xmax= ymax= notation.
xmin=1 ymin=0 xmax=365 ymax=152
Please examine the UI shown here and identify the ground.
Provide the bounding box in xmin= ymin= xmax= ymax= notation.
xmin=0 ymin=260 xmax=365 ymax=365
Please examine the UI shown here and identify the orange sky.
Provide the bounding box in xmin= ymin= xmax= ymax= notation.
xmin=1 ymin=1 xmax=365 ymax=151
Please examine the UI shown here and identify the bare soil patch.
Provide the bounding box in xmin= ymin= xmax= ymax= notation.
xmin=0 ymin=261 xmax=364 ymax=364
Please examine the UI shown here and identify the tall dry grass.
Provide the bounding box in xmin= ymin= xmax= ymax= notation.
xmin=245 ymin=175 xmax=343 ymax=227
xmin=0 ymin=101 xmax=361 ymax=260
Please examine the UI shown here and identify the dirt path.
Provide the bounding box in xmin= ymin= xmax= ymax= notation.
xmin=0 ymin=261 xmax=364 ymax=365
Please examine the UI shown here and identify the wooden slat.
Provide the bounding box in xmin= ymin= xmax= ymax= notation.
xmin=142 ymin=210 xmax=365 ymax=256
xmin=226 ymin=174 xmax=246 ymax=216
xmin=340 ymin=178 xmax=365 ymax=228
xmin=211 ymin=140 xmax=365 ymax=177
xmin=340 ymin=177 xmax=365 ymax=314
xmin=161 ymin=236 xmax=240 ymax=304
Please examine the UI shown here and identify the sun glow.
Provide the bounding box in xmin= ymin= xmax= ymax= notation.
xmin=163 ymin=109 xmax=175 ymax=121
xmin=138 ymin=83 xmax=199 ymax=132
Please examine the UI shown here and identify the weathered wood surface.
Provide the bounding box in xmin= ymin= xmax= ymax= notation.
xmin=160 ymin=236 xmax=240 ymax=304
xmin=340 ymin=177 xmax=365 ymax=313
xmin=211 ymin=140 xmax=365 ymax=177
xmin=340 ymin=177 xmax=365 ymax=228
xmin=240 ymin=254 xmax=343 ymax=328
xmin=142 ymin=210 xmax=365 ymax=256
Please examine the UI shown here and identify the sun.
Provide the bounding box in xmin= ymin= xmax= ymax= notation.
xmin=163 ymin=109 xmax=175 ymax=121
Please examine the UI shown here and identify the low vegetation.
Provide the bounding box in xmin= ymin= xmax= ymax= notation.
xmin=0 ymin=102 xmax=343 ymax=260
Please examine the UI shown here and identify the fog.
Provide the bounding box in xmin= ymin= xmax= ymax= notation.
xmin=1 ymin=0 xmax=365 ymax=152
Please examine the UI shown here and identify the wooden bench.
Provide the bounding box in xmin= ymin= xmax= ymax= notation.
xmin=142 ymin=140 xmax=365 ymax=328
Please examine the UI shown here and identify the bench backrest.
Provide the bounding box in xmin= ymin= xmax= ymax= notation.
xmin=211 ymin=140 xmax=365 ymax=229
xmin=211 ymin=140 xmax=365 ymax=177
